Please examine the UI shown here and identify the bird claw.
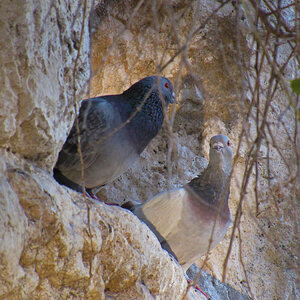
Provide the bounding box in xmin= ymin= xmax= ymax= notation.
xmin=87 ymin=192 xmax=118 ymax=206
xmin=86 ymin=192 xmax=100 ymax=201
xmin=121 ymin=200 xmax=141 ymax=211
xmin=84 ymin=189 xmax=121 ymax=206
xmin=187 ymin=278 xmax=210 ymax=299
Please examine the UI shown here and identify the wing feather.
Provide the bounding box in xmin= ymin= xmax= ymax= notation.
xmin=56 ymin=97 xmax=117 ymax=171
xmin=134 ymin=188 xmax=188 ymax=241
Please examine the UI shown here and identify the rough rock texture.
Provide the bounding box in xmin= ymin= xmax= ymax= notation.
xmin=187 ymin=265 xmax=251 ymax=300
xmin=0 ymin=0 xmax=299 ymax=299
xmin=0 ymin=149 xmax=187 ymax=299
xmin=0 ymin=0 xmax=91 ymax=169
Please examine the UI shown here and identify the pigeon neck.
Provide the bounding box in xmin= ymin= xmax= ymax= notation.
xmin=203 ymin=163 xmax=230 ymax=193
xmin=198 ymin=165 xmax=231 ymax=219
xmin=188 ymin=160 xmax=231 ymax=208
xmin=125 ymin=92 xmax=165 ymax=154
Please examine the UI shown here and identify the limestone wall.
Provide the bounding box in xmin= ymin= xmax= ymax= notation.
xmin=0 ymin=1 xmax=298 ymax=299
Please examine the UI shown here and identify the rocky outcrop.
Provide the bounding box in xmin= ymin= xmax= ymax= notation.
xmin=0 ymin=149 xmax=187 ymax=299
xmin=0 ymin=0 xmax=91 ymax=169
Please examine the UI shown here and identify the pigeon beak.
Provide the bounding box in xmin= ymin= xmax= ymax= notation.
xmin=171 ymin=91 xmax=177 ymax=104
xmin=212 ymin=142 xmax=224 ymax=151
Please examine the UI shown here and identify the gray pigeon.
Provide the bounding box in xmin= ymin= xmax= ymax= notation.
xmin=54 ymin=76 xmax=175 ymax=196
xmin=131 ymin=135 xmax=233 ymax=271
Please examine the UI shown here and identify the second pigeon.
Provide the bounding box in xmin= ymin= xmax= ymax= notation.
xmin=130 ymin=135 xmax=233 ymax=271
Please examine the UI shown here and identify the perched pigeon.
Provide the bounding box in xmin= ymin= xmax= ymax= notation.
xmin=130 ymin=135 xmax=233 ymax=271
xmin=54 ymin=76 xmax=175 ymax=195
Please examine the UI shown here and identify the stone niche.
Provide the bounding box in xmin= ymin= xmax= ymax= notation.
xmin=0 ymin=0 xmax=298 ymax=299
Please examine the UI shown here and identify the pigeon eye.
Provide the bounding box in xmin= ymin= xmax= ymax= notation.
xmin=164 ymin=82 xmax=170 ymax=89
xmin=227 ymin=140 xmax=231 ymax=146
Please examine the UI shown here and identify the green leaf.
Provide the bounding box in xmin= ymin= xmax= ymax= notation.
xmin=291 ymin=78 xmax=300 ymax=94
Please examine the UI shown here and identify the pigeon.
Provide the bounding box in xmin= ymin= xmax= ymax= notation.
xmin=130 ymin=135 xmax=233 ymax=271
xmin=54 ymin=76 xmax=176 ymax=196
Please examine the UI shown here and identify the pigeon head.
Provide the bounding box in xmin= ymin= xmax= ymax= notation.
xmin=209 ymin=135 xmax=233 ymax=175
xmin=155 ymin=76 xmax=176 ymax=105
xmin=123 ymin=76 xmax=176 ymax=106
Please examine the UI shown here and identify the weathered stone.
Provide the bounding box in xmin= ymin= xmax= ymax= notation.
xmin=0 ymin=149 xmax=187 ymax=299
xmin=0 ymin=0 xmax=92 ymax=169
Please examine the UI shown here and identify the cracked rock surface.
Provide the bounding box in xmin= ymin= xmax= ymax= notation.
xmin=1 ymin=149 xmax=187 ymax=299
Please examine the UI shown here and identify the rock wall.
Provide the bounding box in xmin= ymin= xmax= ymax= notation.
xmin=0 ymin=149 xmax=187 ymax=299
xmin=0 ymin=0 xmax=91 ymax=169
xmin=0 ymin=0 xmax=298 ymax=299
xmin=91 ymin=1 xmax=299 ymax=299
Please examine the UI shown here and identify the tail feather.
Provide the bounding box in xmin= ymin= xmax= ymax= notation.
xmin=53 ymin=168 xmax=84 ymax=192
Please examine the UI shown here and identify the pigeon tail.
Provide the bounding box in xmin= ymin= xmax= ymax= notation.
xmin=53 ymin=168 xmax=84 ymax=193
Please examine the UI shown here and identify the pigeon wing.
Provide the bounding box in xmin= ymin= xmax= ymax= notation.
xmin=187 ymin=176 xmax=218 ymax=205
xmin=134 ymin=188 xmax=187 ymax=243
xmin=56 ymin=97 xmax=119 ymax=172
